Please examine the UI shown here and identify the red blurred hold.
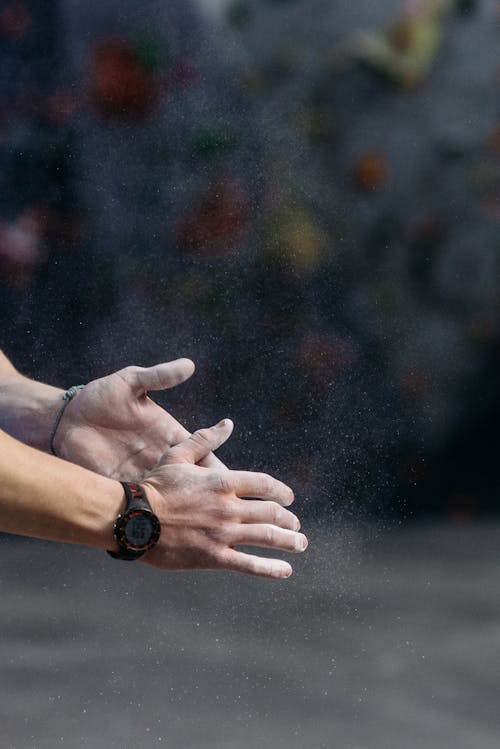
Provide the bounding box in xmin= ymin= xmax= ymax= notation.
xmin=0 ymin=208 xmax=45 ymax=289
xmin=0 ymin=2 xmax=31 ymax=41
xmin=177 ymin=181 xmax=248 ymax=257
xmin=87 ymin=36 xmax=161 ymax=122
xmin=45 ymin=89 xmax=78 ymax=125
xmin=399 ymin=368 xmax=431 ymax=398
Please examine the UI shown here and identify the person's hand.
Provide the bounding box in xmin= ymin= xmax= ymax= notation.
xmin=54 ymin=359 xmax=223 ymax=480
xmin=141 ymin=419 xmax=308 ymax=579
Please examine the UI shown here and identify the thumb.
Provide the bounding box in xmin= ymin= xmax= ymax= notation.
xmin=123 ymin=359 xmax=195 ymax=396
xmin=161 ymin=419 xmax=234 ymax=465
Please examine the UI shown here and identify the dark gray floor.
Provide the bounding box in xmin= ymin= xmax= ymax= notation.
xmin=2 ymin=522 xmax=500 ymax=749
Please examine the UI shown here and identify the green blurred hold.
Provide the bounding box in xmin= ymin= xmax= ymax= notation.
xmin=133 ymin=31 xmax=169 ymax=73
xmin=455 ymin=0 xmax=478 ymax=15
xmin=190 ymin=125 xmax=238 ymax=159
xmin=226 ymin=0 xmax=253 ymax=27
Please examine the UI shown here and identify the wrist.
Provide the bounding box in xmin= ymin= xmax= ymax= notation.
xmin=0 ymin=373 xmax=64 ymax=452
xmin=90 ymin=477 xmax=126 ymax=552
xmin=50 ymin=385 xmax=85 ymax=457
xmin=59 ymin=470 xmax=126 ymax=552
xmin=107 ymin=481 xmax=162 ymax=560
xmin=139 ymin=480 xmax=163 ymax=518
xmin=49 ymin=472 xmax=126 ymax=553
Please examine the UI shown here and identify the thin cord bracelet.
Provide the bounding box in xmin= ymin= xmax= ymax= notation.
xmin=49 ymin=385 xmax=85 ymax=456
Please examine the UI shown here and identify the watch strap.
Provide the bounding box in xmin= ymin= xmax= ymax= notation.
xmin=120 ymin=481 xmax=150 ymax=512
xmin=107 ymin=547 xmax=144 ymax=561
xmin=107 ymin=481 xmax=157 ymax=561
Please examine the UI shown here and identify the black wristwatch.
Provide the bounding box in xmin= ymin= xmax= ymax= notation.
xmin=107 ymin=482 xmax=161 ymax=561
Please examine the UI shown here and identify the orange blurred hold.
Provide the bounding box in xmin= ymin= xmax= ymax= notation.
xmin=352 ymin=152 xmax=390 ymax=190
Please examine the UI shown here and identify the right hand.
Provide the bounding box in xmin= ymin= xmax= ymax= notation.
xmin=53 ymin=359 xmax=226 ymax=481
xmin=141 ymin=419 xmax=307 ymax=579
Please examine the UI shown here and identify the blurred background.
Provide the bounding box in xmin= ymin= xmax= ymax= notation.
xmin=1 ymin=0 xmax=500 ymax=747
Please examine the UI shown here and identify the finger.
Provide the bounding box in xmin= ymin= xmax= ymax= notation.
xmin=199 ymin=452 xmax=226 ymax=468
xmin=230 ymin=471 xmax=294 ymax=506
xmin=228 ymin=524 xmax=307 ymax=553
xmin=123 ymin=359 xmax=195 ymax=396
xmin=219 ymin=549 xmax=293 ymax=579
xmin=237 ymin=500 xmax=301 ymax=531
xmin=162 ymin=419 xmax=233 ymax=465
xmin=163 ymin=422 xmax=226 ymax=468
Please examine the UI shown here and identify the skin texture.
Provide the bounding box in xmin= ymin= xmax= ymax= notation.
xmin=141 ymin=419 xmax=307 ymax=578
xmin=0 ymin=422 xmax=307 ymax=579
xmin=0 ymin=352 xmax=222 ymax=478
xmin=52 ymin=359 xmax=225 ymax=478
xmin=0 ymin=427 xmax=124 ymax=549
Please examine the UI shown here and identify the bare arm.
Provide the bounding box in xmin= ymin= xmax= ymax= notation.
xmin=0 ymin=350 xmax=17 ymax=375
xmin=0 ymin=427 xmax=121 ymax=548
xmin=0 ymin=350 xmax=64 ymax=452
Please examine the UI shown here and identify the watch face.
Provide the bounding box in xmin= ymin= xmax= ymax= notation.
xmin=124 ymin=512 xmax=155 ymax=550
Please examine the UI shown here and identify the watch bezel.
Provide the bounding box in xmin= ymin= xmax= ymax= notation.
xmin=114 ymin=508 xmax=161 ymax=553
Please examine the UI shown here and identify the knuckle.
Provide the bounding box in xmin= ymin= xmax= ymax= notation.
xmin=120 ymin=365 xmax=147 ymax=391
xmin=209 ymin=524 xmax=231 ymax=544
xmin=266 ymin=501 xmax=281 ymax=525
xmin=259 ymin=473 xmax=274 ymax=496
xmin=206 ymin=543 xmax=225 ymax=566
xmin=193 ymin=427 xmax=211 ymax=444
xmin=264 ymin=525 xmax=275 ymax=545
xmin=115 ymin=366 xmax=133 ymax=385
xmin=281 ymin=507 xmax=298 ymax=529
xmin=211 ymin=546 xmax=229 ymax=568
xmin=250 ymin=557 xmax=267 ymax=576
xmin=191 ymin=429 xmax=212 ymax=451
xmin=124 ymin=365 xmax=142 ymax=379
xmin=244 ymin=556 xmax=258 ymax=575
xmin=213 ymin=498 xmax=239 ymax=521
xmin=209 ymin=470 xmax=233 ymax=494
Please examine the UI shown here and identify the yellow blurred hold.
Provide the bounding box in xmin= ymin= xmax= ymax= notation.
xmin=267 ymin=204 xmax=326 ymax=273
xmin=332 ymin=0 xmax=454 ymax=89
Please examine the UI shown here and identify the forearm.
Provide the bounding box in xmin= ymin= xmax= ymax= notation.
xmin=0 ymin=428 xmax=123 ymax=550
xmin=0 ymin=350 xmax=64 ymax=451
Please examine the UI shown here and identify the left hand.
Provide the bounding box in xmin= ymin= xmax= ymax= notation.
xmin=141 ymin=419 xmax=306 ymax=578
xmin=53 ymin=359 xmax=224 ymax=480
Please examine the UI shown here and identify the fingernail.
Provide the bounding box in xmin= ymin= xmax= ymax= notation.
xmin=296 ymin=534 xmax=308 ymax=551
xmin=216 ymin=418 xmax=232 ymax=428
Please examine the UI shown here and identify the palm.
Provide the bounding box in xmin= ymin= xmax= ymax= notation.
xmin=54 ymin=361 xmax=218 ymax=480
